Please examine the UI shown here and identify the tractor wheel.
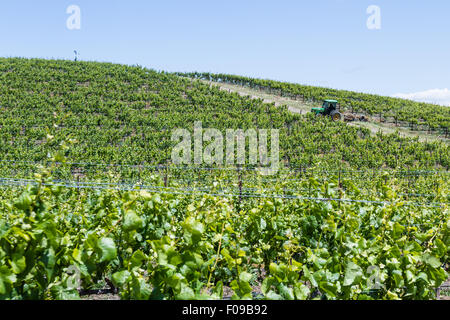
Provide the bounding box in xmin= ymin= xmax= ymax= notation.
xmin=330 ymin=111 xmax=342 ymax=121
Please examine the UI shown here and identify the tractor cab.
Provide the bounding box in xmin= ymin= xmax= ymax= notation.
xmin=311 ymin=99 xmax=342 ymax=121
xmin=321 ymin=100 xmax=338 ymax=115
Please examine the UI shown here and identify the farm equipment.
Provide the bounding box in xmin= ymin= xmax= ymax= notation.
xmin=311 ymin=99 xmax=342 ymax=121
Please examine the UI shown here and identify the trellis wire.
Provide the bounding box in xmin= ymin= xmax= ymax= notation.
xmin=0 ymin=177 xmax=447 ymax=208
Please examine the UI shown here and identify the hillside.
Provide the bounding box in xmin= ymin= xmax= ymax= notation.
xmin=0 ymin=57 xmax=449 ymax=171
xmin=196 ymin=79 xmax=449 ymax=143
xmin=179 ymin=72 xmax=450 ymax=136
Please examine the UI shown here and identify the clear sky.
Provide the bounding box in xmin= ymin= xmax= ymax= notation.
xmin=0 ymin=0 xmax=449 ymax=104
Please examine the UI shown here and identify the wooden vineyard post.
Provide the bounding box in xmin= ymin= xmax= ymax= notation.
xmin=338 ymin=168 xmax=342 ymax=209
xmin=308 ymin=168 xmax=311 ymax=197
xmin=404 ymin=171 xmax=410 ymax=202
xmin=338 ymin=168 xmax=342 ymax=189
xmin=76 ymin=174 xmax=81 ymax=201
xmin=238 ymin=166 xmax=243 ymax=211
xmin=164 ymin=164 xmax=168 ymax=188
xmin=139 ymin=164 xmax=143 ymax=188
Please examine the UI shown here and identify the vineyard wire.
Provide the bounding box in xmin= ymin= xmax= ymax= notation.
xmin=0 ymin=159 xmax=449 ymax=175
xmin=0 ymin=177 xmax=447 ymax=208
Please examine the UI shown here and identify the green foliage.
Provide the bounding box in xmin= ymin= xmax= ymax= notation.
xmin=0 ymin=163 xmax=447 ymax=300
xmin=0 ymin=58 xmax=448 ymax=300
xmin=180 ymin=72 xmax=450 ymax=132
xmin=0 ymin=58 xmax=448 ymax=172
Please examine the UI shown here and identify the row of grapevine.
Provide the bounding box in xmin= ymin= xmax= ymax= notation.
xmin=0 ymin=58 xmax=449 ymax=170
xmin=0 ymin=154 xmax=448 ymax=300
xmin=178 ymin=72 xmax=450 ymax=134
xmin=0 ymin=58 xmax=448 ymax=300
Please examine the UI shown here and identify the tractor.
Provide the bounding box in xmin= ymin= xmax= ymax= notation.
xmin=311 ymin=99 xmax=342 ymax=121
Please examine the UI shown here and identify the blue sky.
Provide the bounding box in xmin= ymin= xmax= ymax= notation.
xmin=0 ymin=0 xmax=449 ymax=104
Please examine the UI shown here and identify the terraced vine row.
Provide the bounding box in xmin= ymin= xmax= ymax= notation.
xmin=0 ymin=58 xmax=449 ymax=169
xmin=178 ymin=72 xmax=450 ymax=134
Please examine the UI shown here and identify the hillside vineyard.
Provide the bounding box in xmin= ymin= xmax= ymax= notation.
xmin=0 ymin=58 xmax=447 ymax=300
xmin=0 ymin=58 xmax=448 ymax=170
xmin=179 ymin=72 xmax=450 ymax=135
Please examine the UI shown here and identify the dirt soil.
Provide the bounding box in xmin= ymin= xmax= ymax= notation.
xmin=80 ymin=273 xmax=450 ymax=300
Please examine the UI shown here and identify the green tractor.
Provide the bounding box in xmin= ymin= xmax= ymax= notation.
xmin=311 ymin=99 xmax=342 ymax=121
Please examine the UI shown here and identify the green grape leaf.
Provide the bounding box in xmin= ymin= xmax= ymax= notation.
xmin=98 ymin=237 xmax=117 ymax=263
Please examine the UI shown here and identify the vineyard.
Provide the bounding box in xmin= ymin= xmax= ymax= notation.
xmin=178 ymin=72 xmax=450 ymax=136
xmin=0 ymin=58 xmax=448 ymax=300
